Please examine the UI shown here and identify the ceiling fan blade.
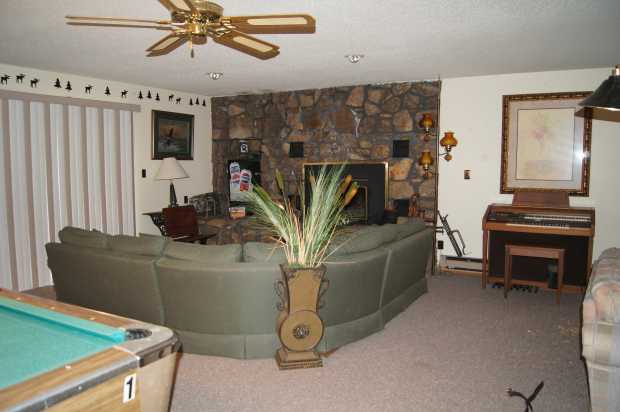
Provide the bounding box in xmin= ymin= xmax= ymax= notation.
xmin=67 ymin=22 xmax=173 ymax=30
xmin=225 ymin=14 xmax=315 ymax=34
xmin=180 ymin=0 xmax=199 ymax=13
xmin=158 ymin=0 xmax=182 ymax=13
xmin=212 ymin=30 xmax=279 ymax=60
xmin=66 ymin=16 xmax=171 ymax=25
xmin=159 ymin=0 xmax=198 ymax=13
xmin=147 ymin=32 xmax=188 ymax=56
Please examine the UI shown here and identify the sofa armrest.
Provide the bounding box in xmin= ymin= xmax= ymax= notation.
xmin=587 ymin=258 xmax=620 ymax=323
xmin=582 ymin=252 xmax=620 ymax=368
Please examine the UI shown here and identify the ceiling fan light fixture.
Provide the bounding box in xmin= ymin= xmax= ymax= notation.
xmin=346 ymin=54 xmax=364 ymax=64
xmin=207 ymin=72 xmax=223 ymax=80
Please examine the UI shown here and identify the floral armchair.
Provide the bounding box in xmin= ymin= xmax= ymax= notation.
xmin=582 ymin=248 xmax=620 ymax=412
xmin=188 ymin=192 xmax=229 ymax=218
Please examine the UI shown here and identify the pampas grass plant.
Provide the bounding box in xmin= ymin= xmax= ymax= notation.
xmin=245 ymin=165 xmax=357 ymax=268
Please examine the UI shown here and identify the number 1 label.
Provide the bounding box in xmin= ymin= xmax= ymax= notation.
xmin=123 ymin=374 xmax=137 ymax=403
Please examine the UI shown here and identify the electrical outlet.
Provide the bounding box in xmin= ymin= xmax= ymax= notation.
xmin=437 ymin=240 xmax=444 ymax=249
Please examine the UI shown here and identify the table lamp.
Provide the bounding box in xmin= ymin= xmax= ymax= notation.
xmin=155 ymin=157 xmax=189 ymax=207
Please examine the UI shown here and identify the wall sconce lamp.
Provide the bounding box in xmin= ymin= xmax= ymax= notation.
xmin=579 ymin=65 xmax=620 ymax=111
xmin=418 ymin=149 xmax=434 ymax=179
xmin=417 ymin=131 xmax=459 ymax=179
xmin=419 ymin=113 xmax=435 ymax=142
xmin=439 ymin=131 xmax=458 ymax=161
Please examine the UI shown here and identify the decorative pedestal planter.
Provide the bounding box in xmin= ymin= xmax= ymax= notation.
xmin=275 ymin=265 xmax=328 ymax=370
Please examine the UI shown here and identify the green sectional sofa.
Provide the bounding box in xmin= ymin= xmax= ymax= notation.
xmin=46 ymin=219 xmax=433 ymax=359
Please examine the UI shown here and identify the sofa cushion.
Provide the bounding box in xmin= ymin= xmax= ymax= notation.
xmin=58 ymin=227 xmax=108 ymax=249
xmin=330 ymin=225 xmax=398 ymax=256
xmin=109 ymin=234 xmax=167 ymax=257
xmin=244 ymin=242 xmax=287 ymax=263
xmin=163 ymin=241 xmax=242 ymax=264
xmin=46 ymin=243 xmax=165 ymax=325
xmin=394 ymin=218 xmax=428 ymax=239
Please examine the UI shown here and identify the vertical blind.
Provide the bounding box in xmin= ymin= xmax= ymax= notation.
xmin=0 ymin=91 xmax=139 ymax=291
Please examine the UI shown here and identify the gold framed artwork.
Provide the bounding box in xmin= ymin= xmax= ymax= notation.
xmin=500 ymin=91 xmax=592 ymax=196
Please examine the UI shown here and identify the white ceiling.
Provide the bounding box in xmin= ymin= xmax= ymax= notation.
xmin=0 ymin=0 xmax=619 ymax=96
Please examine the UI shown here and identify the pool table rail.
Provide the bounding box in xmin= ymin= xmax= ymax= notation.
xmin=0 ymin=289 xmax=179 ymax=412
xmin=0 ymin=288 xmax=130 ymax=328
xmin=0 ymin=348 xmax=138 ymax=412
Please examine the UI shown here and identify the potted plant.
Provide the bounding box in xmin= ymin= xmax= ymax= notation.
xmin=245 ymin=165 xmax=357 ymax=369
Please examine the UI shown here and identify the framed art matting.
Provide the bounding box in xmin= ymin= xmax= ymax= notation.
xmin=152 ymin=110 xmax=194 ymax=160
xmin=500 ymin=91 xmax=592 ymax=196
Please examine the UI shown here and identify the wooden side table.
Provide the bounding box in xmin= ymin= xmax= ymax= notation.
xmin=143 ymin=211 xmax=166 ymax=235
xmin=504 ymin=244 xmax=565 ymax=304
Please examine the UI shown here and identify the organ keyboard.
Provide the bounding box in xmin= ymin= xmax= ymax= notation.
xmin=487 ymin=210 xmax=593 ymax=229
xmin=482 ymin=201 xmax=595 ymax=291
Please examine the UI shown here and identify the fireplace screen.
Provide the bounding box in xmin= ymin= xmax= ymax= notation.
xmin=345 ymin=185 xmax=368 ymax=223
xmin=303 ymin=162 xmax=387 ymax=224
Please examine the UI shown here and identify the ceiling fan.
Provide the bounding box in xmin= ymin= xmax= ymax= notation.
xmin=66 ymin=0 xmax=316 ymax=60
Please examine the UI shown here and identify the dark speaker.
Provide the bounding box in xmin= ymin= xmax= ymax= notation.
xmin=289 ymin=142 xmax=304 ymax=158
xmin=392 ymin=140 xmax=410 ymax=158
xmin=393 ymin=199 xmax=410 ymax=216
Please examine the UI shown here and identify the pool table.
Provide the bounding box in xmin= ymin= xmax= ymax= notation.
xmin=0 ymin=288 xmax=179 ymax=412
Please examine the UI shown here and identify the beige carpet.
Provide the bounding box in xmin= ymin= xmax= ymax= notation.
xmin=169 ymin=274 xmax=588 ymax=412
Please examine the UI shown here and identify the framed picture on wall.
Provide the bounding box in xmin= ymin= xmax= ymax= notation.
xmin=500 ymin=91 xmax=592 ymax=196
xmin=152 ymin=110 xmax=194 ymax=160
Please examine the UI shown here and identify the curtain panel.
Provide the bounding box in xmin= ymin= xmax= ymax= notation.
xmin=0 ymin=91 xmax=139 ymax=290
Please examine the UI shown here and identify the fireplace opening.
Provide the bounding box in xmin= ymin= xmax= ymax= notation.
xmin=303 ymin=162 xmax=387 ymax=224
xmin=345 ymin=185 xmax=368 ymax=224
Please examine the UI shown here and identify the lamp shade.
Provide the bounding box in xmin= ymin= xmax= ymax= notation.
xmin=155 ymin=157 xmax=189 ymax=180
xmin=440 ymin=131 xmax=458 ymax=148
xmin=418 ymin=150 xmax=434 ymax=167
xmin=419 ymin=113 xmax=434 ymax=131
xmin=580 ymin=65 xmax=620 ymax=111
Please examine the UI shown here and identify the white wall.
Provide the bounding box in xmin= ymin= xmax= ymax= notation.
xmin=0 ymin=63 xmax=212 ymax=235
xmin=438 ymin=67 xmax=620 ymax=259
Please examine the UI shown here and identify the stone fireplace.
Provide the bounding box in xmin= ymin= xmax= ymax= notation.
xmin=211 ymin=80 xmax=440 ymax=224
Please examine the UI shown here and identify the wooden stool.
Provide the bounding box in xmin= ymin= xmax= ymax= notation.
xmin=504 ymin=244 xmax=565 ymax=304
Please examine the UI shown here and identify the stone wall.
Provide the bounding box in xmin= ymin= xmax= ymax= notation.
xmin=211 ymin=80 xmax=440 ymax=220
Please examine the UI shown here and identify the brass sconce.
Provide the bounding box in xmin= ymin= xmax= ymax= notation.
xmin=417 ymin=131 xmax=459 ymax=179
xmin=439 ymin=131 xmax=458 ymax=161
xmin=419 ymin=113 xmax=435 ymax=142
xmin=418 ymin=149 xmax=434 ymax=178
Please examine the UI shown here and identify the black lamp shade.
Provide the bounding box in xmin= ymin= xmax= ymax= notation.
xmin=580 ymin=66 xmax=620 ymax=111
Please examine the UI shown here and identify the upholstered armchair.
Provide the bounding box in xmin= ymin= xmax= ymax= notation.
xmin=582 ymin=248 xmax=620 ymax=412
xmin=188 ymin=192 xmax=229 ymax=218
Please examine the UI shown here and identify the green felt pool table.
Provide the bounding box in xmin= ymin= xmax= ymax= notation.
xmin=0 ymin=289 xmax=179 ymax=412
